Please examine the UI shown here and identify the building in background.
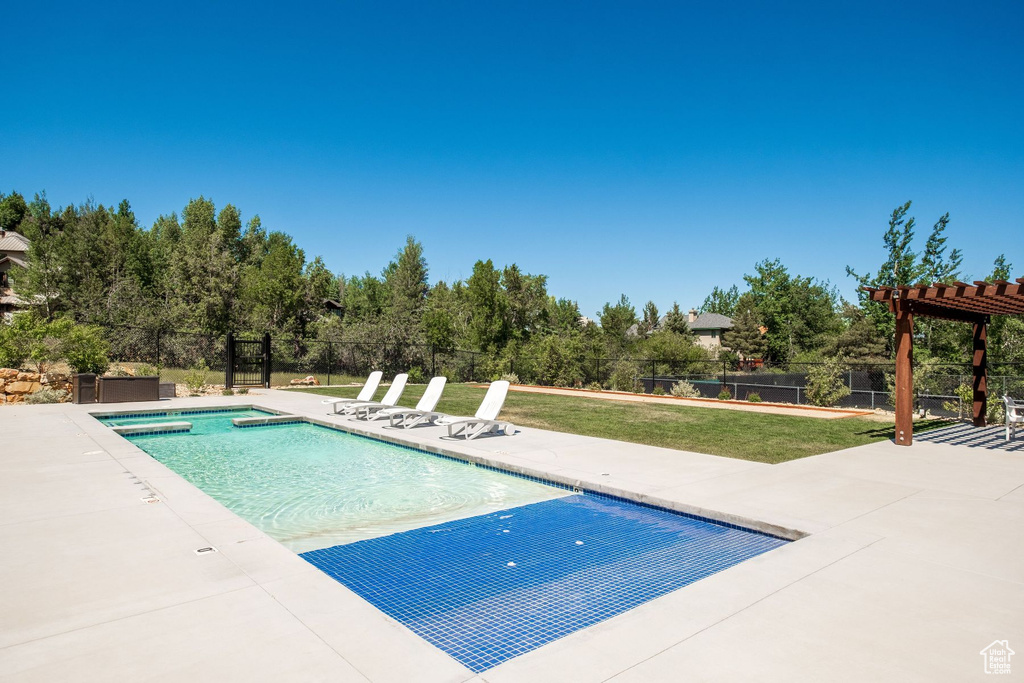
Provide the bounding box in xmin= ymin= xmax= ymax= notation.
xmin=0 ymin=230 xmax=30 ymax=319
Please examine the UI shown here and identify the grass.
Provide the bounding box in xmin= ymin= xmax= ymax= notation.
xmin=288 ymin=383 xmax=951 ymax=464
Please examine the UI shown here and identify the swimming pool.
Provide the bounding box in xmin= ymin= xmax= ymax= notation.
xmin=97 ymin=408 xmax=568 ymax=551
xmin=99 ymin=406 xmax=789 ymax=671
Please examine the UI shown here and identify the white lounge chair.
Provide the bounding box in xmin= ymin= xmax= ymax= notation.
xmin=321 ymin=371 xmax=383 ymax=414
xmin=1004 ymin=395 xmax=1023 ymax=441
xmin=368 ymin=376 xmax=447 ymax=424
xmin=403 ymin=380 xmax=510 ymax=440
xmin=341 ymin=373 xmax=408 ymax=416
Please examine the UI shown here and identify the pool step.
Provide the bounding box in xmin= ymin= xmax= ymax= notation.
xmin=112 ymin=421 xmax=192 ymax=436
xmin=232 ymin=414 xmax=304 ymax=428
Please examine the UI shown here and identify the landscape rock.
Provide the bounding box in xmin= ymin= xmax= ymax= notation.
xmin=0 ymin=368 xmax=19 ymax=380
xmin=6 ymin=381 xmax=42 ymax=395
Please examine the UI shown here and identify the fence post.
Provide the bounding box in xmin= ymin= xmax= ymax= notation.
xmin=225 ymin=332 xmax=234 ymax=389
xmin=596 ymin=357 xmax=600 ymax=383
xmin=262 ymin=332 xmax=272 ymax=388
xmin=327 ymin=341 xmax=333 ymax=386
xmin=431 ymin=345 xmax=436 ymax=378
xmin=155 ymin=329 xmax=162 ymax=370
xmin=651 ymin=359 xmax=656 ymax=389
xmin=722 ymin=359 xmax=727 ymax=388
xmin=470 ymin=353 xmax=475 ymax=382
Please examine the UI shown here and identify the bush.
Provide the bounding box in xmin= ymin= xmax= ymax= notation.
xmin=805 ymin=356 xmax=851 ymax=407
xmin=609 ymin=359 xmax=642 ymax=393
xmin=718 ymin=387 xmax=732 ymax=400
xmin=651 ymin=386 xmax=666 ymax=396
xmin=407 ymin=366 xmax=427 ymax=384
xmin=183 ymin=360 xmax=209 ymax=396
xmin=746 ymin=392 xmax=762 ymax=403
xmin=59 ymin=322 xmax=110 ymax=374
xmin=670 ymin=380 xmax=700 ymax=398
xmin=24 ymin=388 xmax=69 ymax=404
xmin=221 ymin=388 xmax=234 ymax=396
xmin=236 ymin=387 xmax=249 ymax=395
xmin=500 ymin=372 xmax=521 ymax=384
xmin=0 ymin=316 xmax=109 ymax=374
xmin=135 ymin=363 xmax=159 ymax=377
xmin=587 ymin=381 xmax=603 ymax=391
xmin=943 ymin=383 xmax=973 ymax=420
xmin=106 ymin=365 xmax=132 ymax=377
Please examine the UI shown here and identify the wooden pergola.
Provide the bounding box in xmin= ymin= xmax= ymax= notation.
xmin=865 ymin=278 xmax=1024 ymax=446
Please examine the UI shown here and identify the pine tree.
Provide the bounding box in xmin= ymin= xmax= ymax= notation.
xmin=663 ymin=302 xmax=690 ymax=335
xmin=639 ymin=300 xmax=659 ymax=336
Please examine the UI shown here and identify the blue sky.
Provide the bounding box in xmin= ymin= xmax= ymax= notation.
xmin=3 ymin=1 xmax=1022 ymax=317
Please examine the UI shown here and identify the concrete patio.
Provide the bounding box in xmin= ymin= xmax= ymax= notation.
xmin=1 ymin=389 xmax=1021 ymax=682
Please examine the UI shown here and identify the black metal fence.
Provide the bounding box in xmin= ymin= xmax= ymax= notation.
xmin=100 ymin=325 xmax=1024 ymax=416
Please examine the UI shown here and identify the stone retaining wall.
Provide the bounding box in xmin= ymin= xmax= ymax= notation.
xmin=0 ymin=368 xmax=73 ymax=404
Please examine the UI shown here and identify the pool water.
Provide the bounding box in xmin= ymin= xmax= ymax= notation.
xmin=98 ymin=409 xmax=568 ymax=552
xmin=303 ymin=494 xmax=788 ymax=672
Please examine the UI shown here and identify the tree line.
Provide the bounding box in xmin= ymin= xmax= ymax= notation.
xmin=1 ymin=190 xmax=1020 ymax=386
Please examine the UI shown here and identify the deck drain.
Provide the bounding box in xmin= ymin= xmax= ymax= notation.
xmin=194 ymin=546 xmax=218 ymax=555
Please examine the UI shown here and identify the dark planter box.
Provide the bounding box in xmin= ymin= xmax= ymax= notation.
xmin=73 ymin=373 xmax=97 ymax=404
xmin=97 ymin=376 xmax=161 ymax=403
xmin=159 ymin=382 xmax=176 ymax=399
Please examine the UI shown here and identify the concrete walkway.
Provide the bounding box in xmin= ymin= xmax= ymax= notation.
xmin=1 ymin=389 xmax=1021 ymax=682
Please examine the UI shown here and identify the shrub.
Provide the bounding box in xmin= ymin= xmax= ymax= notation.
xmin=499 ymin=372 xmax=520 ymax=384
xmin=718 ymin=387 xmax=732 ymax=400
xmin=670 ymin=380 xmax=700 ymax=398
xmin=609 ymin=359 xmax=642 ymax=393
xmin=805 ymin=356 xmax=851 ymax=407
xmin=106 ymin=365 xmax=132 ymax=377
xmin=651 ymin=386 xmax=666 ymax=396
xmin=746 ymin=392 xmax=762 ymax=403
xmin=221 ymin=388 xmax=234 ymax=396
xmin=0 ymin=318 xmax=27 ymax=368
xmin=943 ymin=383 xmax=973 ymax=420
xmin=236 ymin=387 xmax=249 ymax=395
xmin=135 ymin=363 xmax=159 ymax=377
xmin=183 ymin=360 xmax=209 ymax=396
xmin=587 ymin=381 xmax=603 ymax=391
xmin=407 ymin=366 xmax=427 ymax=384
xmin=24 ymin=388 xmax=69 ymax=404
xmin=59 ymin=322 xmax=110 ymax=374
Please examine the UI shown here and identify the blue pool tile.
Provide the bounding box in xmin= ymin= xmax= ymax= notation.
xmin=301 ymin=495 xmax=787 ymax=672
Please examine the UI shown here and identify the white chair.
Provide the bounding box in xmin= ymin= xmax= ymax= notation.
xmin=341 ymin=373 xmax=408 ymax=416
xmin=437 ymin=380 xmax=513 ymax=440
xmin=1004 ymin=395 xmax=1023 ymax=441
xmin=321 ymin=371 xmax=382 ymax=414
xmin=369 ymin=376 xmax=447 ymax=424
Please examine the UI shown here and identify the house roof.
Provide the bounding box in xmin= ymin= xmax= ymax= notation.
xmin=0 ymin=232 xmax=29 ymax=253
xmin=689 ymin=312 xmax=733 ymax=330
xmin=0 ymin=254 xmax=27 ymax=268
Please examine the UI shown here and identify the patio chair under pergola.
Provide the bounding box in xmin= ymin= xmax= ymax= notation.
xmin=864 ymin=279 xmax=1024 ymax=446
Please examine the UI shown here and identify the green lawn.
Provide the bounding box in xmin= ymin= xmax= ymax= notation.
xmin=288 ymin=383 xmax=950 ymax=464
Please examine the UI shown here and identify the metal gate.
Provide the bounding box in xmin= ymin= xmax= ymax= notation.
xmin=225 ymin=333 xmax=271 ymax=388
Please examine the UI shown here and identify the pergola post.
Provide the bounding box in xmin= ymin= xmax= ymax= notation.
xmin=894 ymin=303 xmax=914 ymax=446
xmin=972 ymin=318 xmax=988 ymax=427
